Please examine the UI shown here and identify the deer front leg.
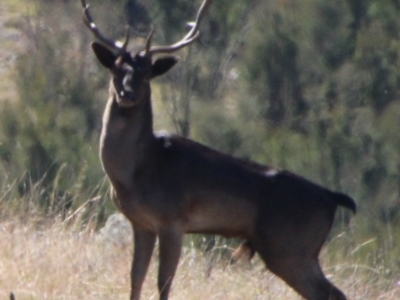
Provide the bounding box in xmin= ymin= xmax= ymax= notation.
xmin=157 ymin=227 xmax=183 ymax=300
xmin=130 ymin=227 xmax=157 ymax=300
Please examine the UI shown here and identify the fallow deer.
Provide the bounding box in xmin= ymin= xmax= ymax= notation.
xmin=81 ymin=1 xmax=356 ymax=299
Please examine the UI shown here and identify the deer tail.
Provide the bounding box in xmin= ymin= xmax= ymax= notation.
xmin=333 ymin=191 xmax=356 ymax=214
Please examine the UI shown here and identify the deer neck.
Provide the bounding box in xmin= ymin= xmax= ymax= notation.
xmin=99 ymin=87 xmax=156 ymax=190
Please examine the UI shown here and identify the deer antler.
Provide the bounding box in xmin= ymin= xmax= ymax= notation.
xmin=81 ymin=0 xmax=130 ymax=53
xmin=82 ymin=0 xmax=213 ymax=56
xmin=145 ymin=0 xmax=214 ymax=55
xmin=184 ymin=0 xmax=214 ymax=41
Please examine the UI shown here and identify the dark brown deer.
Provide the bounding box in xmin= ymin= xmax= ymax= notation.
xmin=81 ymin=1 xmax=356 ymax=299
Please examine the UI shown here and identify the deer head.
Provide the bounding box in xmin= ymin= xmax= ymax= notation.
xmin=81 ymin=0 xmax=213 ymax=108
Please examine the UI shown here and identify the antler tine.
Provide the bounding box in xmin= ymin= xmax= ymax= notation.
xmin=145 ymin=27 xmax=154 ymax=55
xmin=121 ymin=25 xmax=131 ymax=51
xmin=81 ymin=0 xmax=129 ymax=53
xmin=147 ymin=0 xmax=213 ymax=55
xmin=184 ymin=0 xmax=214 ymax=41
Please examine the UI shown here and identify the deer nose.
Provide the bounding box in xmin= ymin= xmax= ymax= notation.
xmin=118 ymin=90 xmax=136 ymax=107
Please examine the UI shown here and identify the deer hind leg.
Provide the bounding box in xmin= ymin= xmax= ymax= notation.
xmin=257 ymin=251 xmax=346 ymax=300
xmin=130 ymin=228 xmax=157 ymax=300
xmin=157 ymin=227 xmax=183 ymax=300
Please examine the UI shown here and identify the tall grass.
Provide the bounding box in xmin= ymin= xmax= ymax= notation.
xmin=1 ymin=178 xmax=399 ymax=300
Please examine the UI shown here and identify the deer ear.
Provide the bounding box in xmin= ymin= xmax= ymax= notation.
xmin=91 ymin=42 xmax=117 ymax=69
xmin=151 ymin=56 xmax=178 ymax=78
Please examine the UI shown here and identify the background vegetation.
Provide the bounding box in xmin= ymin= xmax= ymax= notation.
xmin=0 ymin=0 xmax=400 ymax=298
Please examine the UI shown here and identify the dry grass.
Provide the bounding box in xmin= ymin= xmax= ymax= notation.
xmin=1 ymin=214 xmax=399 ymax=300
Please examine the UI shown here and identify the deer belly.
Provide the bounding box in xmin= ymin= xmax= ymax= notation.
xmin=185 ymin=198 xmax=256 ymax=238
